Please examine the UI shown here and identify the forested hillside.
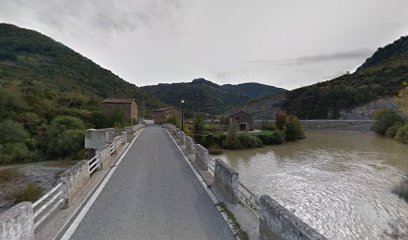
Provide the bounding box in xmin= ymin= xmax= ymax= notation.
xmin=141 ymin=78 xmax=285 ymax=115
xmin=283 ymin=36 xmax=408 ymax=119
xmin=0 ymin=23 xmax=165 ymax=164
xmin=141 ymin=78 xmax=251 ymax=114
xmin=221 ymin=82 xmax=286 ymax=99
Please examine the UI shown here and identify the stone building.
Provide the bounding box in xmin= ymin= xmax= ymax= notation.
xmin=153 ymin=106 xmax=182 ymax=124
xmin=101 ymin=98 xmax=138 ymax=122
xmin=229 ymin=110 xmax=253 ymax=131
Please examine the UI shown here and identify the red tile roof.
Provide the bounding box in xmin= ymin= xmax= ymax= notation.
xmin=101 ymin=98 xmax=135 ymax=104
xmin=152 ymin=106 xmax=181 ymax=112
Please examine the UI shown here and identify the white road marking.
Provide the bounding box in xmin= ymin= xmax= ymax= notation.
xmin=59 ymin=129 xmax=144 ymax=240
xmin=165 ymin=130 xmax=239 ymax=239
xmin=165 ymin=130 xmax=219 ymax=203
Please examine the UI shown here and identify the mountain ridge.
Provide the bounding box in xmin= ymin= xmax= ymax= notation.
xmin=140 ymin=78 xmax=286 ymax=115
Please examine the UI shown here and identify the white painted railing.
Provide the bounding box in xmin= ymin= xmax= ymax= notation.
xmin=88 ymin=154 xmax=101 ymax=175
xmin=32 ymin=182 xmax=65 ymax=229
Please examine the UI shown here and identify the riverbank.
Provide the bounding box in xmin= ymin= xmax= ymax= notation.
xmin=0 ymin=160 xmax=80 ymax=213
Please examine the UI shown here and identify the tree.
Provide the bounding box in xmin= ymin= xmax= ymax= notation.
xmin=46 ymin=116 xmax=85 ymax=158
xmin=372 ymin=109 xmax=403 ymax=135
xmin=224 ymin=123 xmax=242 ymax=149
xmin=275 ymin=112 xmax=287 ymax=130
xmin=285 ymin=115 xmax=305 ymax=141
xmin=397 ymin=82 xmax=408 ymax=118
xmin=164 ymin=115 xmax=181 ymax=129
xmin=193 ymin=114 xmax=205 ymax=137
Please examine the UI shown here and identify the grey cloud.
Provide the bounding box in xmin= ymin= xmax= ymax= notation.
xmin=247 ymin=49 xmax=372 ymax=66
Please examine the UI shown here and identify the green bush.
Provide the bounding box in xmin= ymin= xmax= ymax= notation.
xmin=285 ymin=115 xmax=305 ymax=141
xmin=0 ymin=120 xmax=29 ymax=144
xmin=224 ymin=123 xmax=242 ymax=150
xmin=46 ymin=116 xmax=85 ymax=158
xmin=372 ymin=109 xmax=403 ymax=135
xmin=395 ymin=123 xmax=408 ymax=144
xmin=275 ymin=112 xmax=287 ymax=130
xmin=386 ymin=122 xmax=402 ymax=138
xmin=238 ymin=133 xmax=262 ymax=148
xmin=14 ymin=184 xmax=42 ymax=203
xmin=164 ymin=115 xmax=181 ymax=129
xmin=257 ymin=131 xmax=285 ymax=145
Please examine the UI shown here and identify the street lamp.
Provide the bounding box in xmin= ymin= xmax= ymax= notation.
xmin=181 ymin=99 xmax=184 ymax=131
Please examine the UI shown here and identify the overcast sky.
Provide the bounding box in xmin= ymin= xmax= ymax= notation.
xmin=1 ymin=0 xmax=407 ymax=90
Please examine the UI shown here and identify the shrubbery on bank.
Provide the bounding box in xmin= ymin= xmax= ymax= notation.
xmin=372 ymin=109 xmax=407 ymax=144
xmin=192 ymin=113 xmax=305 ymax=151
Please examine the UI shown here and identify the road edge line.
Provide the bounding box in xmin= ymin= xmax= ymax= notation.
xmin=58 ymin=128 xmax=144 ymax=240
xmin=164 ymin=129 xmax=239 ymax=240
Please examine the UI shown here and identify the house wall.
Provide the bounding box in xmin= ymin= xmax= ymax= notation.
xmin=102 ymin=102 xmax=138 ymax=121
xmin=130 ymin=101 xmax=138 ymax=120
xmin=153 ymin=108 xmax=182 ymax=124
xmin=230 ymin=112 xmax=253 ymax=130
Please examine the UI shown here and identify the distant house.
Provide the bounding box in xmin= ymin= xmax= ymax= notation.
xmin=101 ymin=98 xmax=138 ymax=122
xmin=229 ymin=110 xmax=253 ymax=131
xmin=153 ymin=106 xmax=182 ymax=124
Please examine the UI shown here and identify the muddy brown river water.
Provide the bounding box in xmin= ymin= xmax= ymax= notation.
xmin=215 ymin=131 xmax=408 ymax=240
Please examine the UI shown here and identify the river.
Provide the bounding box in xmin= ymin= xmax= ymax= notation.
xmin=214 ymin=131 xmax=408 ymax=240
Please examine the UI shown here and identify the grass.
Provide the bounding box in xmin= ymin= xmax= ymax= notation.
xmin=14 ymin=183 xmax=42 ymax=203
xmin=0 ymin=168 xmax=20 ymax=183
xmin=216 ymin=202 xmax=249 ymax=240
xmin=253 ymin=130 xmax=275 ymax=135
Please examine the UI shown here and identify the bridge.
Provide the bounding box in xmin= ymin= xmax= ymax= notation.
xmin=0 ymin=124 xmax=326 ymax=240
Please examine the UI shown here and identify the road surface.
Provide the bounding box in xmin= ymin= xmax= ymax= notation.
xmin=67 ymin=126 xmax=234 ymax=240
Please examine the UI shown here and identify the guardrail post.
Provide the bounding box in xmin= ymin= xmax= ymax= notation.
xmin=185 ymin=136 xmax=195 ymax=154
xmin=213 ymin=158 xmax=239 ymax=203
xmin=0 ymin=202 xmax=34 ymax=240
xmin=195 ymin=144 xmax=208 ymax=170
xmin=259 ymin=195 xmax=327 ymax=240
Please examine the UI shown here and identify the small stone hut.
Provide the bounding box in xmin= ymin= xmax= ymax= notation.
xmin=101 ymin=98 xmax=138 ymax=122
xmin=229 ymin=110 xmax=253 ymax=131
xmin=153 ymin=106 xmax=182 ymax=124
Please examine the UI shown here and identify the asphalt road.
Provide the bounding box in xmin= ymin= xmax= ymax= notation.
xmin=68 ymin=126 xmax=234 ymax=240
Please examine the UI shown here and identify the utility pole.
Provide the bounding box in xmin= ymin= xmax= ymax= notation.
xmin=181 ymin=99 xmax=184 ymax=131
xmin=143 ymin=101 xmax=145 ymax=123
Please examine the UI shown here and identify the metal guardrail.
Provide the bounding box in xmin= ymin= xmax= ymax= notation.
xmin=33 ymin=182 xmax=65 ymax=229
xmin=167 ymin=123 xmax=260 ymax=214
xmin=88 ymin=154 xmax=101 ymax=175
xmin=29 ymin=127 xmax=139 ymax=231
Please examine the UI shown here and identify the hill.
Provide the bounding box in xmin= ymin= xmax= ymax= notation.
xmin=239 ymin=36 xmax=408 ymax=120
xmin=141 ymin=79 xmax=285 ymax=115
xmin=221 ymin=82 xmax=286 ymax=99
xmin=0 ymin=23 xmax=164 ymax=164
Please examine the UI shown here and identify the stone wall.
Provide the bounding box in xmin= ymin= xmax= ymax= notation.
xmin=85 ymin=128 xmax=114 ymax=150
xmin=0 ymin=202 xmax=33 ymax=240
xmin=195 ymin=144 xmax=209 ymax=170
xmin=178 ymin=131 xmax=186 ymax=145
xmin=59 ymin=160 xmax=90 ymax=205
xmin=213 ymin=158 xmax=239 ymax=203
xmin=259 ymin=195 xmax=326 ymax=240
xmin=185 ymin=136 xmax=195 ymax=154
xmin=264 ymin=119 xmax=374 ymax=131
xmin=96 ymin=147 xmax=112 ymax=169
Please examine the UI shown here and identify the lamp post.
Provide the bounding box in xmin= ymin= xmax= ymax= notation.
xmin=181 ymin=99 xmax=184 ymax=131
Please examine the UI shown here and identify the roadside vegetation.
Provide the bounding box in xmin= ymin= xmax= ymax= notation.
xmin=186 ymin=112 xmax=304 ymax=153
xmin=0 ymin=24 xmax=166 ymax=166
xmin=372 ymin=82 xmax=408 ymax=144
